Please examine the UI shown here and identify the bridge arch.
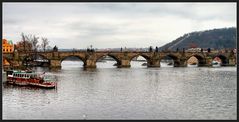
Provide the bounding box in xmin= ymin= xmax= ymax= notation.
xmin=186 ymin=54 xmax=206 ymax=66
xmin=22 ymin=54 xmax=50 ymax=67
xmin=160 ymin=54 xmax=180 ymax=67
xmin=129 ymin=54 xmax=151 ymax=62
xmin=129 ymin=54 xmax=151 ymax=67
xmin=59 ymin=55 xmax=86 ymax=68
xmin=60 ymin=55 xmax=85 ymax=63
xmin=96 ymin=54 xmax=122 ymax=67
xmin=213 ymin=54 xmax=229 ymax=65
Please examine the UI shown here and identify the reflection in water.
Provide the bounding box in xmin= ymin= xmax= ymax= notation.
xmin=2 ymin=61 xmax=237 ymax=120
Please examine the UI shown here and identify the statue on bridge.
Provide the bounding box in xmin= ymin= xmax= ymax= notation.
xmin=53 ymin=45 xmax=58 ymax=52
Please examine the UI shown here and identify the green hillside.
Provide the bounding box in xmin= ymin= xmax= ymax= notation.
xmin=159 ymin=27 xmax=237 ymax=50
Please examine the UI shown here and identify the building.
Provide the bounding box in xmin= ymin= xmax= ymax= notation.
xmin=2 ymin=39 xmax=14 ymax=53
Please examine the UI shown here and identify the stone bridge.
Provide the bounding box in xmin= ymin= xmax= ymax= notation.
xmin=3 ymin=50 xmax=237 ymax=69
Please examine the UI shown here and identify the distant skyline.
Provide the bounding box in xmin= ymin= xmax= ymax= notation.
xmin=3 ymin=2 xmax=236 ymax=49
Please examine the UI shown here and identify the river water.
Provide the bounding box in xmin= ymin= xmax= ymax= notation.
xmin=2 ymin=61 xmax=237 ymax=120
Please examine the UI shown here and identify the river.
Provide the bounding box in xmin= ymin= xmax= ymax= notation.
xmin=2 ymin=61 xmax=237 ymax=120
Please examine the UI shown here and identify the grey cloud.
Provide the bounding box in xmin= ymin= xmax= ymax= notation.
xmin=3 ymin=2 xmax=236 ymax=49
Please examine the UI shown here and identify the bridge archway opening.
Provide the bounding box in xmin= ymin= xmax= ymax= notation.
xmin=187 ymin=55 xmax=205 ymax=67
xmin=160 ymin=55 xmax=178 ymax=67
xmin=96 ymin=55 xmax=121 ymax=68
xmin=61 ymin=56 xmax=85 ymax=69
xmin=23 ymin=54 xmax=50 ymax=67
xmin=130 ymin=55 xmax=148 ymax=68
xmin=213 ymin=55 xmax=228 ymax=66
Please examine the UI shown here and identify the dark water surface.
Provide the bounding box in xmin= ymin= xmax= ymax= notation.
xmin=2 ymin=61 xmax=237 ymax=120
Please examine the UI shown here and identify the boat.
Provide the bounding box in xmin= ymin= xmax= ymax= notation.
xmin=212 ymin=60 xmax=221 ymax=67
xmin=167 ymin=62 xmax=173 ymax=66
xmin=141 ymin=63 xmax=147 ymax=66
xmin=6 ymin=70 xmax=57 ymax=88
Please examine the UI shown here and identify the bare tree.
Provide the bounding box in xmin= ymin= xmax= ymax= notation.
xmin=41 ymin=37 xmax=49 ymax=52
xmin=18 ymin=33 xmax=32 ymax=53
xmin=27 ymin=35 xmax=39 ymax=60
xmin=21 ymin=33 xmax=27 ymax=53
xmin=30 ymin=35 xmax=39 ymax=52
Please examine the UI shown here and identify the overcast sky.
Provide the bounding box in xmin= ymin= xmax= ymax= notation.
xmin=2 ymin=2 xmax=236 ymax=49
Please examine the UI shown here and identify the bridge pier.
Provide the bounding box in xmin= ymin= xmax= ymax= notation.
xmin=118 ymin=60 xmax=131 ymax=68
xmin=205 ymin=57 xmax=213 ymax=67
xmin=50 ymin=59 xmax=61 ymax=69
xmin=229 ymin=57 xmax=236 ymax=66
xmin=179 ymin=59 xmax=187 ymax=67
xmin=84 ymin=59 xmax=97 ymax=68
xmin=147 ymin=60 xmax=160 ymax=67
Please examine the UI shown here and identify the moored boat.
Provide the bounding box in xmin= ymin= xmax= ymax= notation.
xmin=141 ymin=63 xmax=147 ymax=66
xmin=212 ymin=61 xmax=221 ymax=67
xmin=167 ymin=62 xmax=173 ymax=66
xmin=6 ymin=70 xmax=57 ymax=88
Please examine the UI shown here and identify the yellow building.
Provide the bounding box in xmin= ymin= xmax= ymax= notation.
xmin=2 ymin=39 xmax=14 ymax=53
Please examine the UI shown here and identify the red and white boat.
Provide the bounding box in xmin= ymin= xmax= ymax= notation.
xmin=6 ymin=70 xmax=57 ymax=88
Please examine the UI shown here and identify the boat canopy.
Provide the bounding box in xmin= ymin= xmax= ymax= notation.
xmin=12 ymin=72 xmax=40 ymax=78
